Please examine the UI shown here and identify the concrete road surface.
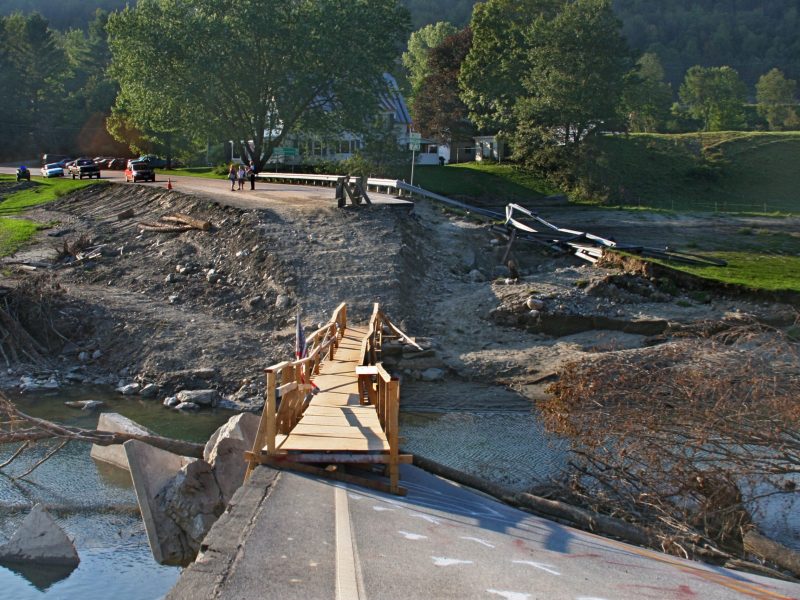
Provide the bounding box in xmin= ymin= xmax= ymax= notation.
xmin=168 ymin=466 xmax=800 ymax=600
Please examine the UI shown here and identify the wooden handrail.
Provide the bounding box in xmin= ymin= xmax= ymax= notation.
xmin=246 ymin=304 xmax=349 ymax=477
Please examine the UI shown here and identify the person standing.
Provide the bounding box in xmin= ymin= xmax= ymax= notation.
xmin=228 ymin=164 xmax=237 ymax=191
xmin=237 ymin=164 xmax=246 ymax=190
xmin=248 ymin=160 xmax=257 ymax=190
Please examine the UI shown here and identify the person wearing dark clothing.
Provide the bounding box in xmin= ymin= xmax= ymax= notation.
xmin=248 ymin=161 xmax=257 ymax=190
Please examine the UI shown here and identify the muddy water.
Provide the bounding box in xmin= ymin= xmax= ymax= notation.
xmin=0 ymin=386 xmax=236 ymax=600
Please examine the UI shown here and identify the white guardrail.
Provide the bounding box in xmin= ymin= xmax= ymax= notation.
xmin=255 ymin=172 xmax=502 ymax=218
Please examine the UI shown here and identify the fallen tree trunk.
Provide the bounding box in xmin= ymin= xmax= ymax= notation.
xmin=0 ymin=395 xmax=204 ymax=460
xmin=744 ymin=530 xmax=800 ymax=578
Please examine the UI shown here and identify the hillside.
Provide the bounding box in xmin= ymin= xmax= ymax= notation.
xmin=590 ymin=132 xmax=800 ymax=213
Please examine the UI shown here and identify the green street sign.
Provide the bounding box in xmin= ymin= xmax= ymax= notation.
xmin=272 ymin=146 xmax=298 ymax=157
xmin=409 ymin=143 xmax=420 ymax=151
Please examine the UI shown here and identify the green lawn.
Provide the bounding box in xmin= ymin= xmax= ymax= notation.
xmin=591 ymin=132 xmax=800 ymax=214
xmin=668 ymin=252 xmax=800 ymax=293
xmin=0 ymin=217 xmax=44 ymax=256
xmin=400 ymin=162 xmax=557 ymax=201
xmin=0 ymin=175 xmax=106 ymax=256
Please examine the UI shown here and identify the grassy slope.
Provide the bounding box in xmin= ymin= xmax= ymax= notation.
xmin=0 ymin=176 xmax=105 ymax=256
xmin=592 ymin=132 xmax=800 ymax=214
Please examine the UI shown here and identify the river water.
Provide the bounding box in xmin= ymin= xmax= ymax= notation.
xmin=0 ymin=387 xmax=236 ymax=600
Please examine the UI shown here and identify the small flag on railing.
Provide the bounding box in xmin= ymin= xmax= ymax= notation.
xmin=295 ymin=310 xmax=307 ymax=360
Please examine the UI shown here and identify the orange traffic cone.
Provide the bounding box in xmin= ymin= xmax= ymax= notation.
xmin=167 ymin=178 xmax=173 ymax=190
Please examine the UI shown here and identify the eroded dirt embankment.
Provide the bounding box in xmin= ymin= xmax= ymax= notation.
xmin=1 ymin=183 xmax=796 ymax=417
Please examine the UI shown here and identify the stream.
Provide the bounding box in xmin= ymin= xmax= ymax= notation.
xmin=0 ymin=386 xmax=236 ymax=600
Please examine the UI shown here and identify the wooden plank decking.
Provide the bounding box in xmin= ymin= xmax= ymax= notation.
xmin=268 ymin=325 xmax=390 ymax=454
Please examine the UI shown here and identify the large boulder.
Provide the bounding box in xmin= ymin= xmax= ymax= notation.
xmin=91 ymin=413 xmax=154 ymax=471
xmin=124 ymin=440 xmax=196 ymax=565
xmin=176 ymin=389 xmax=218 ymax=407
xmin=158 ymin=460 xmax=225 ymax=552
xmin=0 ymin=504 xmax=79 ymax=567
xmin=204 ymin=413 xmax=261 ymax=505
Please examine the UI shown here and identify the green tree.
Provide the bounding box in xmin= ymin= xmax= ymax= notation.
xmin=756 ymin=68 xmax=798 ymax=131
xmin=678 ymin=65 xmax=747 ymax=131
xmin=107 ymin=0 xmax=410 ymax=168
xmin=413 ymin=27 xmax=475 ymax=147
xmin=0 ymin=13 xmax=68 ymax=155
xmin=623 ymin=52 xmax=673 ymax=132
xmin=401 ymin=21 xmax=458 ymax=105
xmin=515 ymin=0 xmax=632 ymax=149
xmin=459 ymin=0 xmax=561 ymax=133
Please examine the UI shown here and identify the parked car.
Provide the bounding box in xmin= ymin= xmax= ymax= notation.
xmin=138 ymin=155 xmax=168 ymax=169
xmin=108 ymin=158 xmax=127 ymax=170
xmin=124 ymin=160 xmax=156 ymax=183
xmin=41 ymin=163 xmax=64 ymax=178
xmin=69 ymin=158 xmax=101 ymax=179
xmin=16 ymin=166 xmax=31 ymax=182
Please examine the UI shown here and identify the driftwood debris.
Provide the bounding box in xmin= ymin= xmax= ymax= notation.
xmin=0 ymin=393 xmax=203 ymax=478
xmin=139 ymin=213 xmax=212 ymax=233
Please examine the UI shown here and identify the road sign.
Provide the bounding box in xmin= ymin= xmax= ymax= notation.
xmin=409 ymin=143 xmax=420 ymax=151
xmin=272 ymin=147 xmax=298 ymax=157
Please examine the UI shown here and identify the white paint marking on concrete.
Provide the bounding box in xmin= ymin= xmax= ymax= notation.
xmin=431 ymin=556 xmax=474 ymax=567
xmin=398 ymin=531 xmax=428 ymax=540
xmin=410 ymin=512 xmax=441 ymax=525
xmin=335 ymin=485 xmax=364 ymax=600
xmin=348 ymin=493 xmax=364 ymax=501
xmin=513 ymin=560 xmax=561 ymax=576
xmin=487 ymin=590 xmax=531 ymax=600
xmin=372 ymin=506 xmax=394 ymax=512
xmin=460 ymin=536 xmax=495 ymax=548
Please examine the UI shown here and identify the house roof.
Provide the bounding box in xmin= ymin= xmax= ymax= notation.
xmin=379 ymin=73 xmax=412 ymax=126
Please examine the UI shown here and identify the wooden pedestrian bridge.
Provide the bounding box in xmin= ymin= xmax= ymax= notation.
xmin=244 ymin=303 xmax=415 ymax=495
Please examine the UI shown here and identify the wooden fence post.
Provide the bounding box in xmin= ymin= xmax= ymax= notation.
xmin=265 ymin=369 xmax=277 ymax=454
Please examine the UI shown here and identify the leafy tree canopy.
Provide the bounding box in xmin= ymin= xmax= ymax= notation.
xmin=622 ymin=53 xmax=673 ymax=133
xmin=756 ymin=68 xmax=798 ymax=131
xmin=679 ymin=65 xmax=747 ymax=131
xmin=460 ymin=0 xmax=561 ymax=133
xmin=402 ymin=21 xmax=458 ymax=104
xmin=413 ymin=27 xmax=475 ymax=145
xmin=107 ymin=0 xmax=410 ymax=168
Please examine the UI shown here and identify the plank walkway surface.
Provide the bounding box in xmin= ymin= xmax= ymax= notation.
xmin=269 ymin=325 xmax=390 ymax=454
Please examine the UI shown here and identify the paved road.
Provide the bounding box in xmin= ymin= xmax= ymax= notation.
xmin=0 ymin=166 xmax=411 ymax=210
xmin=169 ymin=466 xmax=800 ymax=600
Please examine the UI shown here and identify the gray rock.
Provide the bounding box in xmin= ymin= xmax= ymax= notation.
xmin=78 ymin=351 xmax=89 ymax=362
xmin=140 ymin=383 xmax=159 ymax=398
xmin=175 ymin=401 xmax=200 ymax=411
xmin=0 ymin=504 xmax=79 ymax=567
xmin=91 ymin=349 xmax=102 ymax=360
xmin=460 ymin=249 xmax=476 ymax=270
xmin=91 ymin=413 xmax=154 ymax=470
xmin=526 ymin=297 xmax=546 ymax=310
xmin=206 ymin=269 xmax=220 ymax=284
xmin=163 ymin=396 xmax=180 ymax=408
xmin=275 ymin=294 xmax=290 ymax=309
xmin=159 ymin=459 xmax=225 ymax=556
xmin=118 ymin=383 xmax=140 ymax=396
xmin=203 ymin=413 xmax=261 ymax=505
xmin=168 ymin=294 xmax=180 ymax=304
xmin=176 ymin=389 xmax=218 ymax=407
xmin=64 ymin=400 xmax=104 ymax=411
xmin=467 ymin=269 xmax=485 ymax=282
xmin=420 ymin=368 xmax=445 ymax=382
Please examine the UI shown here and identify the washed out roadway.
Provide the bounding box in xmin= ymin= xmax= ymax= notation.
xmin=168 ymin=465 xmax=800 ymax=600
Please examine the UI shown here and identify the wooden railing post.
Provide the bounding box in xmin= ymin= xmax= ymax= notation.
xmin=387 ymin=377 xmax=400 ymax=494
xmin=265 ymin=368 xmax=277 ymax=454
